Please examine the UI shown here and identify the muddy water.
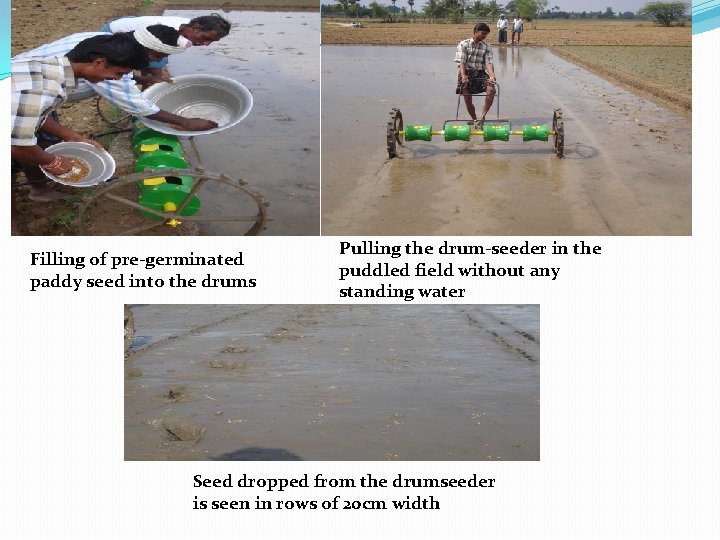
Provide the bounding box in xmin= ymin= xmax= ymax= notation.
xmin=163 ymin=10 xmax=319 ymax=235
xmin=125 ymin=305 xmax=539 ymax=461
xmin=322 ymin=46 xmax=691 ymax=235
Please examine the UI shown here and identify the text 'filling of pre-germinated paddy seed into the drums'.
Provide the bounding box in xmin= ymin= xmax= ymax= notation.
xmin=26 ymin=251 xmax=256 ymax=292
xmin=192 ymin=473 xmax=495 ymax=511
xmin=339 ymin=240 xmax=602 ymax=301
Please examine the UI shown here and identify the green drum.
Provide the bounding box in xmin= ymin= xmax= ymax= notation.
xmin=444 ymin=124 xmax=471 ymax=142
xmin=131 ymin=127 xmax=176 ymax=147
xmin=404 ymin=124 xmax=433 ymax=141
xmin=137 ymin=175 xmax=201 ymax=220
xmin=133 ymin=136 xmax=184 ymax=159
xmin=483 ymin=124 xmax=510 ymax=142
xmin=134 ymin=153 xmax=189 ymax=173
xmin=522 ymin=124 xmax=549 ymax=141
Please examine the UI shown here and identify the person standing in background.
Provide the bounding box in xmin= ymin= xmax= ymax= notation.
xmin=497 ymin=14 xmax=508 ymax=45
xmin=512 ymin=15 xmax=524 ymax=45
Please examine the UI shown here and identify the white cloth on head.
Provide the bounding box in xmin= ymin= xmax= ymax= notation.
xmin=134 ymin=26 xmax=186 ymax=54
xmin=108 ymin=16 xmax=189 ymax=33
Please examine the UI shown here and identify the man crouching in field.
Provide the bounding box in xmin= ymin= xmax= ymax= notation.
xmin=455 ymin=23 xmax=497 ymax=128
xmin=11 ymin=34 xmax=148 ymax=233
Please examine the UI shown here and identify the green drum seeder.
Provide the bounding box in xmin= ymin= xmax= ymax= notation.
xmin=386 ymin=107 xmax=565 ymax=159
xmin=132 ymin=120 xmax=201 ymax=221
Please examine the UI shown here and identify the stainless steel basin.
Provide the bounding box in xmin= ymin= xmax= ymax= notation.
xmin=140 ymin=74 xmax=253 ymax=136
xmin=43 ymin=142 xmax=116 ymax=186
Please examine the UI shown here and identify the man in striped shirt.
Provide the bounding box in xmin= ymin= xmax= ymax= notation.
xmin=455 ymin=23 xmax=498 ymax=128
xmin=11 ymin=34 xmax=147 ymax=212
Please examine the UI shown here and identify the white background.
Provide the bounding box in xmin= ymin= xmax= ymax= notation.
xmin=1 ymin=31 xmax=719 ymax=539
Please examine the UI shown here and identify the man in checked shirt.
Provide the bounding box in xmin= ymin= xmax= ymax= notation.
xmin=11 ymin=33 xmax=148 ymax=230
xmin=455 ymin=23 xmax=497 ymax=129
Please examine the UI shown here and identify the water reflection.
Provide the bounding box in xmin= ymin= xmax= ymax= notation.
xmin=163 ymin=10 xmax=320 ymax=235
xmin=511 ymin=46 xmax=523 ymax=78
xmin=496 ymin=45 xmax=508 ymax=73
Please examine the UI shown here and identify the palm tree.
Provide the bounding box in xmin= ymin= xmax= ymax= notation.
xmin=408 ymin=0 xmax=415 ymax=15
xmin=486 ymin=1 xmax=504 ymax=20
xmin=467 ymin=1 xmax=482 ymax=16
xmin=347 ymin=0 xmax=360 ymax=21
xmin=424 ymin=0 xmax=440 ymax=21
xmin=337 ymin=0 xmax=350 ymax=15
xmin=441 ymin=0 xmax=464 ymax=22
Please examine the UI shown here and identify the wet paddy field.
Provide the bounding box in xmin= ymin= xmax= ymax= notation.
xmin=125 ymin=305 xmax=540 ymax=461
xmin=163 ymin=10 xmax=319 ymax=235
xmin=321 ymin=46 xmax=691 ymax=236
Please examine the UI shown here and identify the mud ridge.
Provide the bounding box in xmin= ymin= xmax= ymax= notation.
xmin=126 ymin=305 xmax=272 ymax=358
xmin=461 ymin=308 xmax=539 ymax=363
xmin=549 ymin=47 xmax=691 ymax=115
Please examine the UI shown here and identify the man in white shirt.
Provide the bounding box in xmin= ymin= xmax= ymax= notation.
xmin=101 ymin=14 xmax=231 ymax=83
xmin=497 ymin=15 xmax=508 ymax=45
xmin=102 ymin=15 xmax=229 ymax=46
xmin=512 ymin=16 xmax=524 ymax=45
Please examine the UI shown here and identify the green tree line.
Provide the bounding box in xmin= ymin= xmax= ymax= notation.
xmin=321 ymin=1 xmax=689 ymax=25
